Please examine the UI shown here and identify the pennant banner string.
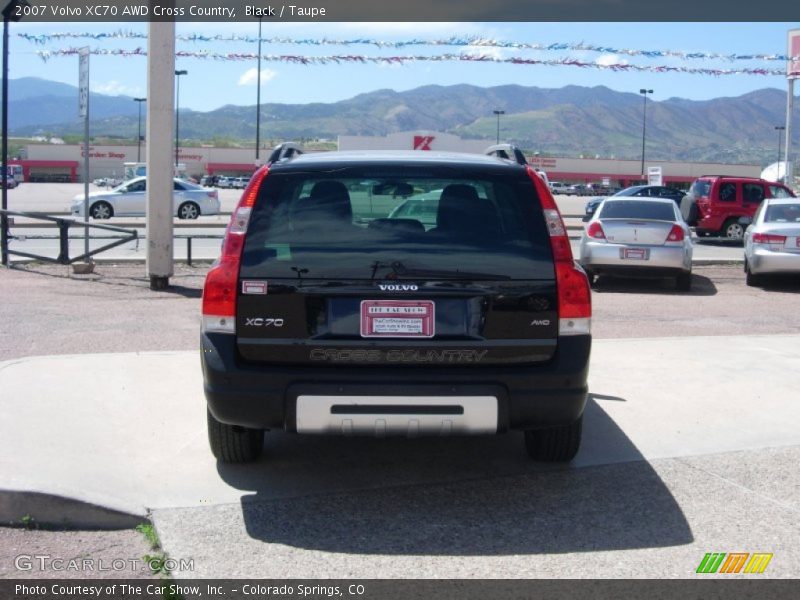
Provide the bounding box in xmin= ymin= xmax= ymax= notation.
xmin=33 ymin=47 xmax=786 ymax=76
xmin=17 ymin=31 xmax=798 ymax=63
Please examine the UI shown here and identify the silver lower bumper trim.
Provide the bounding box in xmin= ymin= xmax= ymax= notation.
xmin=296 ymin=395 xmax=498 ymax=436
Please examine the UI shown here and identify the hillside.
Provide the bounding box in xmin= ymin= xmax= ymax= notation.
xmin=8 ymin=78 xmax=799 ymax=165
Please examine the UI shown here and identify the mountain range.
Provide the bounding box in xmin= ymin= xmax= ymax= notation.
xmin=8 ymin=77 xmax=799 ymax=165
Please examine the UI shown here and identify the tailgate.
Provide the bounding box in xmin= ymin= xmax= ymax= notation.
xmin=236 ymin=279 xmax=558 ymax=366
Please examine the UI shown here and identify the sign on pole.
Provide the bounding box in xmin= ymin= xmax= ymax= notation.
xmin=788 ymin=29 xmax=800 ymax=79
xmin=785 ymin=30 xmax=798 ymax=185
xmin=78 ymin=47 xmax=89 ymax=118
xmin=647 ymin=166 xmax=663 ymax=186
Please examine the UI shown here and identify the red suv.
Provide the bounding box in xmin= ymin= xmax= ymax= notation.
xmin=682 ymin=176 xmax=795 ymax=240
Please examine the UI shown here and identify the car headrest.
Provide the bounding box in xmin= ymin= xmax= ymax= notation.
xmin=292 ymin=181 xmax=353 ymax=226
xmin=436 ymin=184 xmax=496 ymax=233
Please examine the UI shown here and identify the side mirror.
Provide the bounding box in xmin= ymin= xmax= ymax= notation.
xmin=738 ymin=216 xmax=752 ymax=226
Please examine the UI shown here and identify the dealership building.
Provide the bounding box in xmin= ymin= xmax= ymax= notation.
xmin=16 ymin=131 xmax=762 ymax=186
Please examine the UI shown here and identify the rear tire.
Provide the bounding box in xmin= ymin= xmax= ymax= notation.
xmin=207 ymin=409 xmax=264 ymax=463
xmin=524 ymin=416 xmax=582 ymax=462
xmin=89 ymin=201 xmax=113 ymax=219
xmin=676 ymin=272 xmax=692 ymax=291
xmin=722 ymin=218 xmax=745 ymax=241
xmin=745 ymin=263 xmax=763 ymax=287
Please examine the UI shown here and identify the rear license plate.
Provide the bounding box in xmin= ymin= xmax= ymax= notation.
xmin=621 ymin=247 xmax=649 ymax=260
xmin=360 ymin=300 xmax=435 ymax=338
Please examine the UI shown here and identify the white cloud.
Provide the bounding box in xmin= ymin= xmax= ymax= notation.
xmin=460 ymin=45 xmax=507 ymax=60
xmin=596 ymin=53 xmax=628 ymax=67
xmin=91 ymin=81 xmax=142 ymax=96
xmin=237 ymin=68 xmax=277 ymax=86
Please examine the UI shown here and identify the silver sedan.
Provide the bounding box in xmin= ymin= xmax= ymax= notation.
xmin=743 ymin=198 xmax=800 ymax=286
xmin=70 ymin=177 xmax=221 ymax=220
xmin=579 ymin=197 xmax=694 ymax=290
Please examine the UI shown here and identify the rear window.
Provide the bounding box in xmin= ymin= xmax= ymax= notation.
xmin=769 ymin=185 xmax=795 ymax=199
xmin=598 ymin=200 xmax=676 ymax=221
xmin=614 ymin=186 xmax=646 ymax=197
xmin=240 ymin=167 xmax=554 ymax=280
xmin=765 ymin=204 xmax=800 ymax=222
xmin=689 ymin=180 xmax=711 ymax=198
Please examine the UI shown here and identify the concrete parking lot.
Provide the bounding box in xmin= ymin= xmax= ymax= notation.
xmin=1 ymin=262 xmax=799 ymax=579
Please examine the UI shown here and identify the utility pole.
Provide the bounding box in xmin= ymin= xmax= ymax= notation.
xmin=255 ymin=16 xmax=262 ymax=162
xmin=493 ymin=110 xmax=505 ymax=145
xmin=639 ymin=88 xmax=653 ymax=179
xmin=174 ymin=69 xmax=187 ymax=167
xmin=134 ymin=97 xmax=146 ymax=162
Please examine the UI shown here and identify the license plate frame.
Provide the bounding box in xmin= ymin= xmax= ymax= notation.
xmin=360 ymin=300 xmax=435 ymax=338
xmin=621 ymin=247 xmax=650 ymax=260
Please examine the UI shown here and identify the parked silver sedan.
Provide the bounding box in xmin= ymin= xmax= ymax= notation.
xmin=579 ymin=197 xmax=693 ymax=290
xmin=743 ymin=198 xmax=800 ymax=286
xmin=70 ymin=177 xmax=221 ymax=220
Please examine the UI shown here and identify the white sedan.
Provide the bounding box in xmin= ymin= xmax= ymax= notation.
xmin=70 ymin=177 xmax=221 ymax=220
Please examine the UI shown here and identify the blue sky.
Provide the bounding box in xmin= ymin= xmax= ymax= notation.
xmin=9 ymin=21 xmax=800 ymax=111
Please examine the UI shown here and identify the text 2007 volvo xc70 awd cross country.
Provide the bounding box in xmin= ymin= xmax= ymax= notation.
xmin=200 ymin=144 xmax=592 ymax=463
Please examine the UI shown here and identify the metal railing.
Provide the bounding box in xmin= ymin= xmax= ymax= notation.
xmin=1 ymin=209 xmax=138 ymax=265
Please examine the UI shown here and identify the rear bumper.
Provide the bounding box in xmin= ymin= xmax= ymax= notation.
xmin=749 ymin=247 xmax=800 ymax=275
xmin=201 ymin=332 xmax=591 ymax=433
xmin=580 ymin=241 xmax=691 ymax=274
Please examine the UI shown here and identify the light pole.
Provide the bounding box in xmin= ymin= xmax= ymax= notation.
xmin=639 ymin=88 xmax=653 ymax=179
xmin=775 ymin=125 xmax=786 ymax=171
xmin=174 ymin=69 xmax=187 ymax=167
xmin=255 ymin=16 xmax=262 ymax=161
xmin=493 ymin=110 xmax=505 ymax=145
xmin=1 ymin=0 xmax=28 ymax=267
xmin=133 ymin=97 xmax=146 ymax=162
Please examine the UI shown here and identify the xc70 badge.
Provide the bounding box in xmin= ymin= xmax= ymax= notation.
xmin=245 ymin=318 xmax=284 ymax=327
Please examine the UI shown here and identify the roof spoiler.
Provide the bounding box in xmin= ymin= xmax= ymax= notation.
xmin=484 ymin=144 xmax=528 ymax=166
xmin=267 ymin=142 xmax=304 ymax=165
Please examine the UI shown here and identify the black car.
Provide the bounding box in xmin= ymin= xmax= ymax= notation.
xmin=201 ymin=144 xmax=592 ymax=463
xmin=583 ymin=185 xmax=686 ymax=220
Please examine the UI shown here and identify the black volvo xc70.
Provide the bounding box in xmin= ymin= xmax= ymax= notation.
xmin=201 ymin=145 xmax=591 ymax=463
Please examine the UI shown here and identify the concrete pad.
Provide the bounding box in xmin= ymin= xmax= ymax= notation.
xmin=0 ymin=335 xmax=799 ymax=527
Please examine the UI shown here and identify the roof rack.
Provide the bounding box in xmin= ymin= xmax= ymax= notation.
xmin=699 ymin=175 xmax=764 ymax=180
xmin=267 ymin=142 xmax=304 ymax=165
xmin=484 ymin=144 xmax=528 ymax=166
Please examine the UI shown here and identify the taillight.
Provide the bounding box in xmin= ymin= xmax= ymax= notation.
xmin=752 ymin=233 xmax=786 ymax=247
xmin=526 ymin=166 xmax=591 ymax=336
xmin=201 ymin=166 xmax=270 ymax=334
xmin=666 ymin=224 xmax=685 ymax=242
xmin=586 ymin=222 xmax=606 ymax=240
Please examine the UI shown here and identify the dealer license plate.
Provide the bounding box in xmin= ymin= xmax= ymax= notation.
xmin=360 ymin=300 xmax=435 ymax=338
xmin=621 ymin=247 xmax=650 ymax=260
